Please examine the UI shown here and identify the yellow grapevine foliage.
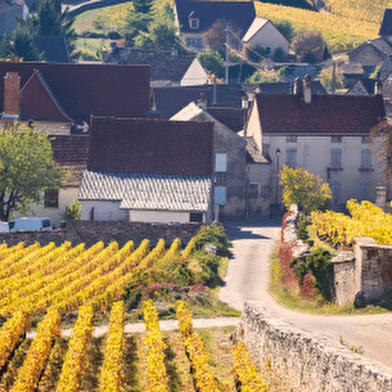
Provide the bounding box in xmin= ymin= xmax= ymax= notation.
xmin=155 ymin=237 xmax=181 ymax=267
xmin=135 ymin=238 xmax=166 ymax=271
xmin=143 ymin=300 xmax=170 ymax=392
xmin=312 ymin=200 xmax=392 ymax=248
xmin=176 ymin=301 xmax=193 ymax=339
xmin=10 ymin=306 xmax=61 ymax=392
xmin=181 ymin=237 xmax=196 ymax=260
xmin=99 ymin=301 xmax=125 ymax=392
xmin=232 ymin=341 xmax=268 ymax=392
xmin=0 ymin=311 xmax=30 ymax=369
xmin=55 ymin=304 xmax=94 ymax=392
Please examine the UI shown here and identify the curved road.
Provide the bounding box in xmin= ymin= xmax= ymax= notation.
xmin=219 ymin=220 xmax=392 ymax=370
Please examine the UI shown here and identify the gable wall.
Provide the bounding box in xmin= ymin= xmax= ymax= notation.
xmin=246 ymin=22 xmax=289 ymax=55
xmin=80 ymin=200 xmax=128 ymax=221
xmin=181 ymin=59 xmax=209 ymax=86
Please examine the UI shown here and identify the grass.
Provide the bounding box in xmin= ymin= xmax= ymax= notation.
xmin=72 ymin=8 xmax=107 ymax=36
xmin=339 ymin=336 xmax=364 ymax=355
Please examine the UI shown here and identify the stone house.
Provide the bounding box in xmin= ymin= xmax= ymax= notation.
xmin=174 ymin=0 xmax=255 ymax=51
xmin=245 ymin=77 xmax=386 ymax=213
xmin=79 ymin=116 xmax=214 ymax=224
xmin=242 ymin=17 xmax=290 ymax=59
xmin=104 ymin=47 xmax=209 ymax=87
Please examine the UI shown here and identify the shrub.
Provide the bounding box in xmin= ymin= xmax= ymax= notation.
xmin=194 ymin=224 xmax=231 ymax=256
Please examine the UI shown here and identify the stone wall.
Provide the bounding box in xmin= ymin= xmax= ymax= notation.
xmin=333 ymin=238 xmax=392 ymax=305
xmin=0 ymin=221 xmax=204 ymax=248
xmin=236 ymin=301 xmax=392 ymax=392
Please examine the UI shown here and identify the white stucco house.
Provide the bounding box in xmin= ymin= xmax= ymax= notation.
xmin=242 ymin=17 xmax=290 ymax=59
xmin=245 ymin=77 xmax=387 ymax=211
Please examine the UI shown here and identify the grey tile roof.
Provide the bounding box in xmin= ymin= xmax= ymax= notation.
xmin=79 ymin=171 xmax=212 ymax=212
xmin=34 ymin=36 xmax=71 ymax=63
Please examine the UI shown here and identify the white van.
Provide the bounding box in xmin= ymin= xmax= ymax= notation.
xmin=8 ymin=217 xmax=53 ymax=231
xmin=0 ymin=222 xmax=9 ymax=232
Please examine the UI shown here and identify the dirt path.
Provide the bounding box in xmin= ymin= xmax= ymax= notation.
xmin=219 ymin=220 xmax=392 ymax=370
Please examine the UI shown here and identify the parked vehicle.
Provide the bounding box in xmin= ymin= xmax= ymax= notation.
xmin=8 ymin=217 xmax=53 ymax=231
xmin=0 ymin=222 xmax=9 ymax=232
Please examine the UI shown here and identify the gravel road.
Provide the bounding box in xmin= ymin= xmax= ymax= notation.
xmin=219 ymin=220 xmax=392 ymax=370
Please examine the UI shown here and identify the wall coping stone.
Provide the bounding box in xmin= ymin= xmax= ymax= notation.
xmin=331 ymin=251 xmax=355 ymax=264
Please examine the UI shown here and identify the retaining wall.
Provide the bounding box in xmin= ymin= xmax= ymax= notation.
xmin=236 ymin=301 xmax=392 ymax=392
xmin=0 ymin=220 xmax=204 ymax=247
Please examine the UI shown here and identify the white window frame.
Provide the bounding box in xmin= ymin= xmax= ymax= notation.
xmin=214 ymin=186 xmax=226 ymax=205
xmin=189 ymin=18 xmax=199 ymax=30
xmin=215 ymin=153 xmax=227 ymax=172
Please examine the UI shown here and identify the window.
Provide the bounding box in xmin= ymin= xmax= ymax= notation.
xmin=329 ymin=181 xmax=341 ymax=205
xmin=215 ymin=153 xmax=227 ymax=172
xmin=214 ymin=186 xmax=226 ymax=205
xmin=249 ymin=183 xmax=260 ymax=198
xmin=190 ymin=212 xmax=203 ymax=222
xmin=361 ymin=136 xmax=370 ymax=144
xmin=285 ymin=148 xmax=297 ymax=168
xmin=331 ymin=136 xmax=342 ymax=143
xmin=286 ymin=136 xmax=297 ymax=143
xmin=360 ymin=181 xmax=369 ymax=201
xmin=185 ymin=37 xmax=203 ymax=48
xmin=360 ymin=149 xmax=372 ymax=169
xmin=44 ymin=190 xmax=59 ymax=208
xmin=189 ymin=18 xmax=199 ymax=29
xmin=330 ymin=148 xmax=342 ymax=169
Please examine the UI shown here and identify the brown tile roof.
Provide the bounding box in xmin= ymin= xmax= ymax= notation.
xmin=207 ymin=107 xmax=247 ymax=133
xmin=254 ymin=93 xmax=385 ymax=135
xmin=88 ymin=116 xmax=214 ymax=176
xmin=0 ymin=62 xmax=150 ymax=124
xmin=50 ymin=135 xmax=89 ymax=186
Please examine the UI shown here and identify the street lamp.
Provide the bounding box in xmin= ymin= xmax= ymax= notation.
xmin=275 ymin=148 xmax=281 ymax=209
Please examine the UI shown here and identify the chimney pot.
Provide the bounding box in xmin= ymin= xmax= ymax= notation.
xmin=303 ymin=75 xmax=312 ymax=104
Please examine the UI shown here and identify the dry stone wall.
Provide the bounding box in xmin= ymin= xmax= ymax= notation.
xmin=0 ymin=220 xmax=204 ymax=247
xmin=236 ymin=301 xmax=392 ymax=392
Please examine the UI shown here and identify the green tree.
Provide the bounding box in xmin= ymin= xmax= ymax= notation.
xmin=279 ymin=165 xmax=331 ymax=214
xmin=291 ymin=30 xmax=327 ymax=63
xmin=272 ymin=19 xmax=296 ymax=41
xmin=245 ymin=68 xmax=280 ymax=83
xmin=197 ymin=49 xmax=225 ymax=79
xmin=318 ymin=64 xmax=345 ymax=92
xmin=64 ymin=199 xmax=81 ymax=220
xmin=0 ymin=123 xmax=66 ymax=221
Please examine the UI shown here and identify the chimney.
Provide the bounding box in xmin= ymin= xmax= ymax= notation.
xmin=375 ymin=72 xmax=383 ymax=95
xmin=197 ymin=92 xmax=207 ymax=110
xmin=303 ymin=75 xmax=312 ymax=104
xmin=171 ymin=44 xmax=178 ymax=57
xmin=293 ymin=77 xmax=302 ymax=96
xmin=2 ymin=72 xmax=20 ymax=120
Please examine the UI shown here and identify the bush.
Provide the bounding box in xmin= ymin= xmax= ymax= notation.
xmin=194 ymin=224 xmax=231 ymax=256
xmin=63 ymin=199 xmax=81 ymax=221
xmin=291 ymin=30 xmax=327 ymax=63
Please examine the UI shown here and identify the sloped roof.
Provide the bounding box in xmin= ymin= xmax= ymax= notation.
xmin=379 ymin=8 xmax=392 ymax=36
xmin=79 ymin=170 xmax=211 ymax=212
xmin=34 ymin=36 xmax=70 ymax=63
xmin=154 ymin=84 xmax=245 ymax=118
xmin=348 ymin=38 xmax=392 ymax=60
xmin=245 ymin=136 xmax=269 ymax=164
xmin=254 ymin=93 xmax=385 ymax=134
xmin=51 ymin=135 xmax=89 ymax=186
xmin=0 ymin=62 xmax=150 ymax=124
xmin=347 ymin=78 xmax=376 ymax=96
xmin=242 ymin=81 xmax=327 ymax=96
xmin=106 ymin=48 xmax=197 ymax=82
xmin=379 ymin=56 xmax=392 ymax=80
xmin=242 ymin=17 xmax=269 ymax=42
xmin=207 ymin=107 xmax=247 ymax=133
xmin=0 ymin=0 xmax=25 ymax=36
xmin=88 ymin=116 xmax=214 ymax=176
xmin=175 ymin=0 xmax=255 ymax=34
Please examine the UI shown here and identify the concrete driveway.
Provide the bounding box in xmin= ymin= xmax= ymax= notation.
xmin=219 ymin=220 xmax=392 ymax=369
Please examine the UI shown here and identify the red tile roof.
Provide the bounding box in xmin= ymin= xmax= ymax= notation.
xmin=88 ymin=116 xmax=214 ymax=176
xmin=0 ymin=62 xmax=150 ymax=124
xmin=254 ymin=93 xmax=385 ymax=134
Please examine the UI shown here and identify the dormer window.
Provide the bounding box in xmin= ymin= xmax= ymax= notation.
xmin=189 ymin=18 xmax=199 ymax=29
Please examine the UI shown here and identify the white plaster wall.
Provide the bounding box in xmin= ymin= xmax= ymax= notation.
xmin=80 ymin=201 xmax=128 ymax=221
xmin=20 ymin=188 xmax=79 ymax=229
xmin=264 ymin=134 xmax=385 ymax=206
xmin=129 ymin=210 xmax=199 ymax=223
xmin=245 ymin=101 xmax=262 ymax=153
xmin=247 ymin=22 xmax=289 ymax=55
xmin=181 ymin=59 xmax=209 ymax=86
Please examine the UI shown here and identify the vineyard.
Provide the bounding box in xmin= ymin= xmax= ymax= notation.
xmin=255 ymin=2 xmax=379 ymax=52
xmin=312 ymin=199 xmax=392 ymax=249
xmin=0 ymin=227 xmax=272 ymax=391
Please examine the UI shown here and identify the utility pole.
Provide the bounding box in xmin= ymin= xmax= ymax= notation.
xmin=225 ymin=28 xmax=229 ymax=84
